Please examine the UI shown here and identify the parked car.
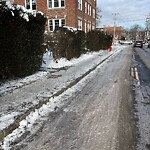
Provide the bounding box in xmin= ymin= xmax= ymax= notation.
xmin=133 ymin=40 xmax=143 ymax=48
xmin=119 ymin=40 xmax=133 ymax=45
xmin=148 ymin=42 xmax=150 ymax=48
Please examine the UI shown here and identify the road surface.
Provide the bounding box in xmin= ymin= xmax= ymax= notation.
xmin=13 ymin=46 xmax=136 ymax=150
xmin=132 ymin=45 xmax=150 ymax=150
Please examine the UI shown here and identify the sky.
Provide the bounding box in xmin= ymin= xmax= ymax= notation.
xmin=97 ymin=0 xmax=150 ymax=29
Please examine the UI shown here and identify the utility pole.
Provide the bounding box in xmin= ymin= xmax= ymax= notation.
xmin=112 ymin=13 xmax=119 ymax=41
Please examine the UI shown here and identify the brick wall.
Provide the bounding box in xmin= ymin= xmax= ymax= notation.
xmin=37 ymin=0 xmax=47 ymax=15
xmin=14 ymin=0 xmax=24 ymax=6
xmin=65 ymin=0 xmax=77 ymax=28
xmin=13 ymin=0 xmax=97 ymax=32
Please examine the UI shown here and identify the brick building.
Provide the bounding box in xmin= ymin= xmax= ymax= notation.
xmin=12 ymin=0 xmax=97 ymax=32
xmin=98 ymin=26 xmax=123 ymax=40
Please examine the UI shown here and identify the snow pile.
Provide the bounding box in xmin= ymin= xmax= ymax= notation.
xmin=0 ymin=112 xmax=19 ymax=131
xmin=62 ymin=26 xmax=78 ymax=32
xmin=41 ymin=50 xmax=104 ymax=69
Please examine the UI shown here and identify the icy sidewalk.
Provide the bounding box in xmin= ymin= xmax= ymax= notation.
xmin=0 ymin=45 xmax=123 ymax=142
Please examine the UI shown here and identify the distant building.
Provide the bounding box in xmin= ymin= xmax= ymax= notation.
xmin=12 ymin=0 xmax=97 ymax=32
xmin=97 ymin=26 xmax=123 ymax=40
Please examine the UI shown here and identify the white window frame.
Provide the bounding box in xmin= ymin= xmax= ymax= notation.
xmin=90 ymin=6 xmax=91 ymax=16
xmin=92 ymin=8 xmax=95 ymax=18
xmin=25 ymin=0 xmax=36 ymax=10
xmin=88 ymin=4 xmax=89 ymax=15
xmin=78 ymin=0 xmax=82 ymax=10
xmin=85 ymin=22 xmax=87 ymax=33
xmin=48 ymin=0 xmax=65 ymax=9
xmin=85 ymin=2 xmax=87 ymax=14
xmin=48 ymin=18 xmax=65 ymax=31
xmin=92 ymin=25 xmax=95 ymax=30
xmin=78 ymin=19 xmax=82 ymax=30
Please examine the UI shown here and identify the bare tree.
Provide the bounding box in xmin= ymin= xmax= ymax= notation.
xmin=129 ymin=24 xmax=145 ymax=40
xmin=96 ymin=7 xmax=102 ymax=27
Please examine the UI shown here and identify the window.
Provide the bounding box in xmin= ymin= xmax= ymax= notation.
xmin=61 ymin=19 xmax=65 ymax=26
xmin=78 ymin=19 xmax=82 ymax=30
xmin=49 ymin=20 xmax=53 ymax=31
xmin=78 ymin=0 xmax=82 ymax=10
xmin=93 ymin=8 xmax=95 ymax=18
xmin=88 ymin=4 xmax=89 ymax=15
xmin=25 ymin=0 xmax=36 ymax=10
xmin=90 ymin=6 xmax=91 ymax=16
xmin=48 ymin=18 xmax=66 ymax=31
xmin=87 ymin=22 xmax=90 ymax=31
xmin=85 ymin=2 xmax=87 ymax=14
xmin=85 ymin=22 xmax=87 ymax=33
xmin=32 ymin=0 xmax=36 ymax=10
xmin=48 ymin=0 xmax=65 ymax=8
xmin=55 ymin=19 xmax=59 ymax=29
xmin=54 ymin=0 xmax=59 ymax=7
xmin=92 ymin=25 xmax=95 ymax=30
xmin=61 ymin=0 xmax=65 ymax=7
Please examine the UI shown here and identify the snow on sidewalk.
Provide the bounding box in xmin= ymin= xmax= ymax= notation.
xmin=0 ymin=45 xmax=124 ymax=142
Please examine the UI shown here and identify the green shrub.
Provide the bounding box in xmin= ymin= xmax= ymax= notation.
xmin=0 ymin=2 xmax=46 ymax=78
xmin=45 ymin=28 xmax=85 ymax=60
xmin=86 ymin=30 xmax=100 ymax=51
xmin=86 ymin=30 xmax=113 ymax=51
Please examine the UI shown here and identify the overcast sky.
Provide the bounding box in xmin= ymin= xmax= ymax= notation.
xmin=97 ymin=0 xmax=150 ymax=29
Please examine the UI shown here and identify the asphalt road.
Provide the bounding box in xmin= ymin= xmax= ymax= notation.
xmin=13 ymin=46 xmax=136 ymax=150
xmin=132 ymin=45 xmax=150 ymax=150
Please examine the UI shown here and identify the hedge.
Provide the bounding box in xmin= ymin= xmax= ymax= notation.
xmin=0 ymin=2 xmax=46 ymax=79
xmin=45 ymin=27 xmax=86 ymax=60
xmin=86 ymin=30 xmax=113 ymax=51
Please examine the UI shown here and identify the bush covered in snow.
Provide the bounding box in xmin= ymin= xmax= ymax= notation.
xmin=45 ymin=27 xmax=86 ymax=60
xmin=0 ymin=2 xmax=47 ymax=78
xmin=86 ymin=30 xmax=113 ymax=51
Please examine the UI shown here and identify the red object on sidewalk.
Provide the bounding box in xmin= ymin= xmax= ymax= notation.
xmin=109 ymin=46 xmax=112 ymax=52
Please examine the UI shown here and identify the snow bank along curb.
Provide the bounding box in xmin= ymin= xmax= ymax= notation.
xmin=0 ymin=48 xmax=123 ymax=143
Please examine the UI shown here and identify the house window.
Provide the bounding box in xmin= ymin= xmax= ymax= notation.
xmin=55 ymin=19 xmax=59 ymax=29
xmin=78 ymin=19 xmax=82 ymax=30
xmin=85 ymin=22 xmax=87 ymax=33
xmin=90 ymin=6 xmax=91 ymax=16
xmin=49 ymin=20 xmax=53 ymax=31
xmin=61 ymin=0 xmax=65 ymax=7
xmin=92 ymin=25 xmax=95 ymax=30
xmin=93 ymin=8 xmax=95 ymax=18
xmin=25 ymin=0 xmax=36 ymax=10
xmin=88 ymin=4 xmax=89 ymax=15
xmin=61 ymin=19 xmax=65 ymax=26
xmin=49 ymin=0 xmax=52 ymax=8
xmin=48 ymin=18 xmax=66 ymax=31
xmin=78 ymin=0 xmax=82 ymax=10
xmin=54 ymin=0 xmax=59 ymax=7
xmin=48 ymin=0 xmax=65 ymax=8
xmin=85 ymin=2 xmax=87 ymax=14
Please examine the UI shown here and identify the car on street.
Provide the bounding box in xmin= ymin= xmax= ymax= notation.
xmin=119 ymin=40 xmax=133 ymax=45
xmin=133 ymin=40 xmax=143 ymax=48
xmin=148 ymin=42 xmax=150 ymax=48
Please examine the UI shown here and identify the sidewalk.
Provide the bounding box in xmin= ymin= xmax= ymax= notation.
xmin=0 ymin=45 xmax=123 ymax=143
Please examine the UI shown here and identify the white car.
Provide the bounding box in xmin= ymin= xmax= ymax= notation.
xmin=120 ymin=40 xmax=133 ymax=45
